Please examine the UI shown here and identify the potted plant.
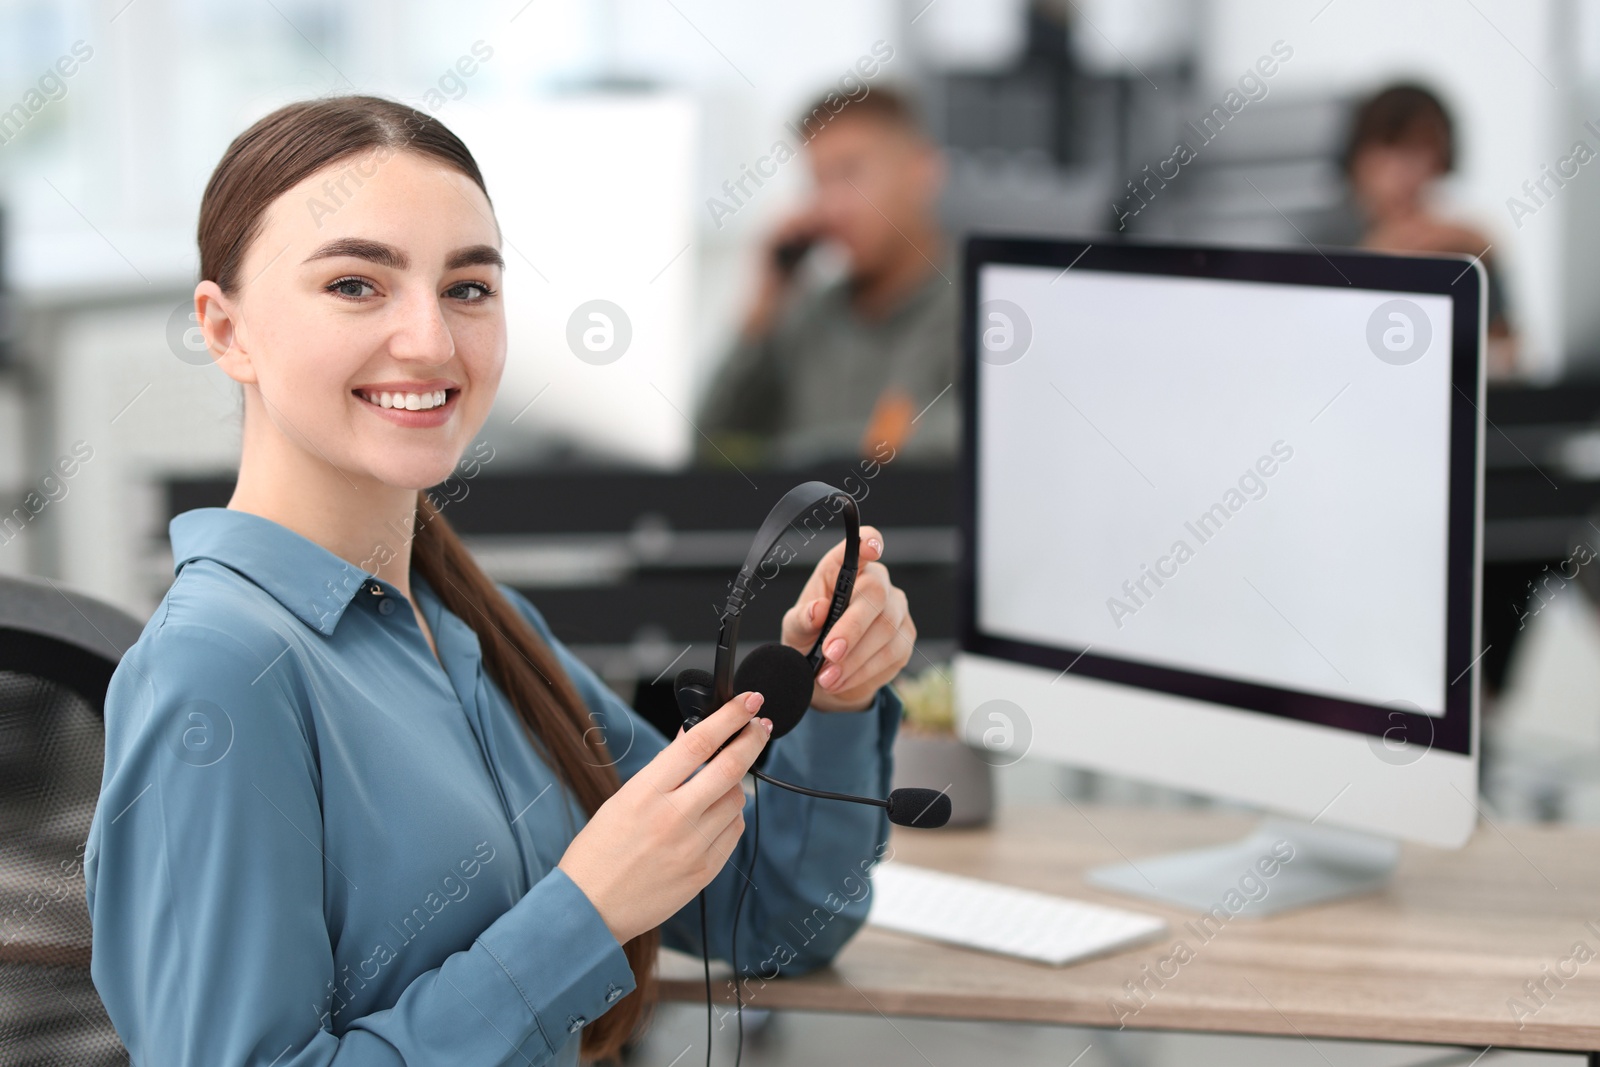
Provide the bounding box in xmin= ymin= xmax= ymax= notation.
xmin=890 ymin=664 xmax=994 ymax=827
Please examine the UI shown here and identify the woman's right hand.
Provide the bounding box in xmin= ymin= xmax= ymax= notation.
xmin=558 ymin=691 xmax=772 ymax=945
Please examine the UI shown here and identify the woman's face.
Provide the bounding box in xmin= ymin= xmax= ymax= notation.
xmin=1350 ymin=141 xmax=1443 ymax=222
xmin=207 ymin=149 xmax=504 ymax=491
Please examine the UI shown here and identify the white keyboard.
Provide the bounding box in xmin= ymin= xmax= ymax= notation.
xmin=866 ymin=862 xmax=1167 ymax=966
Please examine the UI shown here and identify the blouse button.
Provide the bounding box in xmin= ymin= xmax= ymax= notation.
xmin=376 ymin=597 xmax=396 ymax=616
xmin=605 ymin=984 xmax=623 ymax=1003
xmin=566 ymin=1015 xmax=586 ymax=1034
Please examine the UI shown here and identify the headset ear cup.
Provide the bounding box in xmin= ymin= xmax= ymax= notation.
xmin=733 ymin=643 xmax=813 ymax=739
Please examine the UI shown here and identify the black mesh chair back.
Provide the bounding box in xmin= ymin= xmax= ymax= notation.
xmin=0 ymin=575 xmax=144 ymax=1066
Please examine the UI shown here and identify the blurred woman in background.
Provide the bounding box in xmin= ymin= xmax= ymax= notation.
xmin=1344 ymin=82 xmax=1518 ymax=376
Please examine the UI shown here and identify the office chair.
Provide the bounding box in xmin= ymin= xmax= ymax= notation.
xmin=0 ymin=574 xmax=144 ymax=1065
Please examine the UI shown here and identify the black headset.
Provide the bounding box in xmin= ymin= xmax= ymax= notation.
xmin=673 ymin=480 xmax=951 ymax=828
xmin=673 ymin=481 xmax=950 ymax=1067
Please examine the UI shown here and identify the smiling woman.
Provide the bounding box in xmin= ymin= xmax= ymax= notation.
xmin=81 ymin=95 xmax=914 ymax=1067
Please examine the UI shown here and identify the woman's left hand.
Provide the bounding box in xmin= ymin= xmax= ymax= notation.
xmin=781 ymin=525 xmax=917 ymax=712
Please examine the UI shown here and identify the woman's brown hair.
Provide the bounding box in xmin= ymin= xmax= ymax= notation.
xmin=1342 ymin=82 xmax=1455 ymax=175
xmin=197 ymin=95 xmax=656 ymax=1060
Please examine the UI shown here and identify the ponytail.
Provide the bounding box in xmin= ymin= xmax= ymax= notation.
xmin=411 ymin=492 xmax=658 ymax=1060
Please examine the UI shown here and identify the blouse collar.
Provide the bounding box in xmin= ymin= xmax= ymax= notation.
xmin=169 ymin=507 xmax=377 ymax=637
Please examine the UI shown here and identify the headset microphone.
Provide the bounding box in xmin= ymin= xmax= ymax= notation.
xmin=674 ymin=666 xmax=951 ymax=828
xmin=752 ymin=771 xmax=953 ymax=828
xmin=885 ymin=787 xmax=955 ymax=829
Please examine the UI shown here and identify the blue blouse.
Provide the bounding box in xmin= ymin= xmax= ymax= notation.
xmin=84 ymin=507 xmax=900 ymax=1066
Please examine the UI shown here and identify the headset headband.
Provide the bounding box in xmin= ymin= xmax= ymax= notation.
xmin=713 ymin=481 xmax=860 ymax=704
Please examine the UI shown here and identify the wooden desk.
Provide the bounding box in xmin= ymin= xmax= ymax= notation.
xmin=660 ymin=805 xmax=1600 ymax=1056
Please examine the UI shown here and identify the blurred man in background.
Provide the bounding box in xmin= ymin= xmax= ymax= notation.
xmin=698 ymin=87 xmax=957 ymax=468
xmin=1344 ymin=82 xmax=1518 ymax=376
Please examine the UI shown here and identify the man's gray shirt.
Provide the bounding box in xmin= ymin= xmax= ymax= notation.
xmin=699 ymin=270 xmax=959 ymax=467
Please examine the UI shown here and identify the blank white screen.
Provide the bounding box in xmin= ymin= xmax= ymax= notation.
xmin=976 ymin=265 xmax=1454 ymax=715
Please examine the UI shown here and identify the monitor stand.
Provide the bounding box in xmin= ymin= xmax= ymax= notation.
xmin=1085 ymin=817 xmax=1401 ymax=916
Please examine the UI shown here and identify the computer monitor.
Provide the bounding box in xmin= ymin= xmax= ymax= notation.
xmin=953 ymin=237 xmax=1484 ymax=910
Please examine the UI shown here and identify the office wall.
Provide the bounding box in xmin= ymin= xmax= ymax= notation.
xmin=449 ymin=94 xmax=701 ymax=467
